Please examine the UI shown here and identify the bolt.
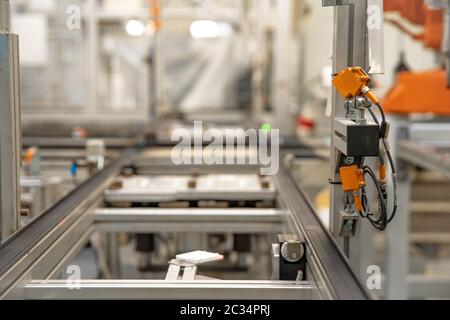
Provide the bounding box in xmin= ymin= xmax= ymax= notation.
xmin=344 ymin=221 xmax=353 ymax=231
xmin=344 ymin=157 xmax=354 ymax=165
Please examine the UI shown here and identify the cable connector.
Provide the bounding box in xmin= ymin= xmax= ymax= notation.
xmin=380 ymin=121 xmax=390 ymax=139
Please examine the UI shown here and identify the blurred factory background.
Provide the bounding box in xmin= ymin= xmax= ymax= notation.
xmin=0 ymin=0 xmax=449 ymax=300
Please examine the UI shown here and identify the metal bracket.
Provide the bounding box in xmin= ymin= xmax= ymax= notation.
xmin=165 ymin=260 xmax=199 ymax=281
xmin=338 ymin=210 xmax=359 ymax=237
xmin=272 ymin=234 xmax=307 ymax=281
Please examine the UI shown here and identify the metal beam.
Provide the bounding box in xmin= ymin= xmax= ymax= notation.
xmin=94 ymin=208 xmax=286 ymax=233
xmin=273 ymin=0 xmax=296 ymax=136
xmin=398 ymin=140 xmax=450 ymax=179
xmin=0 ymin=152 xmax=133 ymax=298
xmin=95 ymin=208 xmax=286 ymax=223
xmin=323 ymin=0 xmax=376 ymax=279
xmin=385 ymin=117 xmax=410 ymax=300
xmin=408 ymin=275 xmax=450 ymax=299
xmin=0 ymin=0 xmax=20 ymax=242
xmin=275 ymin=166 xmax=371 ymax=300
xmin=24 ymin=280 xmax=313 ymax=300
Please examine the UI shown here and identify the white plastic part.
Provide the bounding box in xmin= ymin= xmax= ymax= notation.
xmin=175 ymin=251 xmax=224 ymax=265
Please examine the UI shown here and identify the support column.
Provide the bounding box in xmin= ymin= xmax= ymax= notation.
xmin=322 ymin=0 xmax=389 ymax=284
xmin=0 ymin=0 xmax=21 ymax=242
xmin=273 ymin=0 xmax=296 ymax=137
xmin=385 ymin=116 xmax=410 ymax=300
xmin=324 ymin=0 xmax=370 ymax=262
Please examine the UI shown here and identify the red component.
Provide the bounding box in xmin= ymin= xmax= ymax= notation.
xmin=298 ymin=117 xmax=315 ymax=129
xmin=384 ymin=1 xmax=444 ymax=51
xmin=384 ymin=0 xmax=426 ymax=25
xmin=403 ymin=0 xmax=426 ymax=25
xmin=384 ymin=0 xmax=401 ymax=11
xmin=423 ymin=9 xmax=444 ymax=50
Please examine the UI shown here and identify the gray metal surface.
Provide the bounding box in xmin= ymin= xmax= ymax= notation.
xmin=25 ymin=280 xmax=313 ymax=300
xmin=0 ymin=30 xmax=21 ymax=242
xmin=390 ymin=119 xmax=450 ymax=299
xmin=0 ymin=152 xmax=132 ymax=298
xmin=0 ymin=148 xmax=370 ymax=300
xmin=0 ymin=1 xmax=10 ymax=32
xmin=385 ymin=117 xmax=410 ymax=299
xmin=326 ymin=0 xmax=368 ymax=252
xmin=409 ymin=123 xmax=450 ymax=147
xmin=398 ymin=140 xmax=450 ymax=179
xmin=104 ymin=174 xmax=276 ymax=203
xmin=275 ymin=166 xmax=371 ymax=300
xmin=323 ymin=0 xmax=378 ymax=281
xmin=94 ymin=208 xmax=286 ymax=233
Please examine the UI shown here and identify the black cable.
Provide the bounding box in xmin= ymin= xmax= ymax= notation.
xmin=362 ymin=166 xmax=389 ymax=230
xmin=368 ymin=102 xmax=399 ymax=225
xmin=368 ymin=108 xmax=380 ymax=126
xmin=375 ymin=103 xmax=387 ymax=123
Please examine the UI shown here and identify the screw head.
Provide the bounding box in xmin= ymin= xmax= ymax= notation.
xmin=344 ymin=157 xmax=354 ymax=165
xmin=344 ymin=221 xmax=353 ymax=231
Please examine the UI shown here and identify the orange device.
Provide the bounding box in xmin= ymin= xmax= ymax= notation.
xmin=384 ymin=0 xmax=445 ymax=51
xmin=383 ymin=69 xmax=450 ymax=115
xmin=423 ymin=9 xmax=444 ymax=50
xmin=384 ymin=0 xmax=426 ymax=25
xmin=150 ymin=0 xmax=161 ymax=31
xmin=339 ymin=165 xmax=366 ymax=212
xmin=332 ymin=67 xmax=380 ymax=105
xmin=379 ymin=163 xmax=387 ymax=184
xmin=23 ymin=147 xmax=37 ymax=165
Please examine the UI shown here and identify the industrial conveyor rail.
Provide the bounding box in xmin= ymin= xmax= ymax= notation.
xmin=0 ymin=149 xmax=370 ymax=300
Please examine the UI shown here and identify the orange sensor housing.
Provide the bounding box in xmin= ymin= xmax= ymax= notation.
xmin=339 ymin=165 xmax=366 ymax=193
xmin=332 ymin=67 xmax=380 ymax=105
xmin=332 ymin=67 xmax=370 ymax=99
xmin=339 ymin=165 xmax=366 ymax=212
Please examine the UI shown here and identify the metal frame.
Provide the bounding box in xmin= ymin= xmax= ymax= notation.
xmin=94 ymin=208 xmax=286 ymax=233
xmin=25 ymin=280 xmax=313 ymax=300
xmin=387 ymin=118 xmax=450 ymax=299
xmin=273 ymin=0 xmax=296 ymax=137
xmin=0 ymin=149 xmax=370 ymax=300
xmin=323 ymin=0 xmax=378 ymax=281
xmin=0 ymin=0 xmax=21 ymax=242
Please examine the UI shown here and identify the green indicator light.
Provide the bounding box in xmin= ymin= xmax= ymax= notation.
xmin=260 ymin=123 xmax=272 ymax=132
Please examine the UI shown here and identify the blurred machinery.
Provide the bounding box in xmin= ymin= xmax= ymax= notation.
xmin=383 ymin=0 xmax=450 ymax=114
xmin=381 ymin=0 xmax=450 ymax=300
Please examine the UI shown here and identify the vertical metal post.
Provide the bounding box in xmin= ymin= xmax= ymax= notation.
xmin=251 ymin=0 xmax=270 ymax=123
xmin=385 ymin=116 xmax=410 ymax=300
xmin=87 ymin=0 xmax=98 ymax=116
xmin=445 ymin=6 xmax=450 ymax=86
xmin=323 ymin=1 xmax=370 ymax=272
xmin=0 ymin=0 xmax=21 ymax=242
xmin=322 ymin=0 xmax=383 ymax=281
xmin=153 ymin=0 xmax=168 ymax=118
xmin=105 ymin=233 xmax=121 ymax=279
xmin=273 ymin=0 xmax=296 ymax=136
